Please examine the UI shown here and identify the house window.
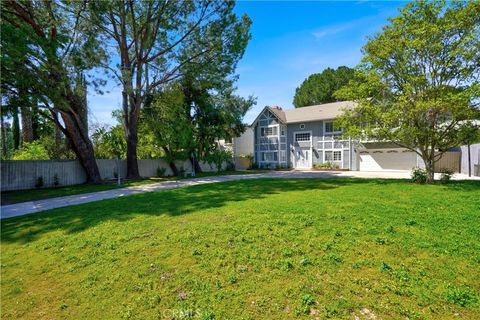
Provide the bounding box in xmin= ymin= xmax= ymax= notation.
xmin=299 ymin=124 xmax=305 ymax=129
xmin=261 ymin=152 xmax=278 ymax=162
xmin=280 ymin=150 xmax=286 ymax=162
xmin=260 ymin=126 xmax=278 ymax=136
xmin=325 ymin=150 xmax=342 ymax=161
xmin=295 ymin=133 xmax=311 ymax=142
xmin=281 ymin=126 xmax=285 ymax=136
xmin=325 ymin=121 xmax=342 ymax=133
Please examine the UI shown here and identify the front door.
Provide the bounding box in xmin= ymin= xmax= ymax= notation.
xmin=295 ymin=147 xmax=311 ymax=169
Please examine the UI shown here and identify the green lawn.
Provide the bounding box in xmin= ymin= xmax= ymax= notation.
xmin=1 ymin=178 xmax=479 ymax=319
xmin=1 ymin=170 xmax=263 ymax=205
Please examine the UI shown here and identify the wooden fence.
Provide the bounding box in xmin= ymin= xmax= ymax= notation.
xmin=1 ymin=159 xmax=224 ymax=191
xmin=434 ymin=151 xmax=461 ymax=173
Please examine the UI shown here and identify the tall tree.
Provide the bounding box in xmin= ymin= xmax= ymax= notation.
xmin=2 ymin=1 xmax=107 ymax=182
xmin=335 ymin=1 xmax=480 ymax=183
xmin=293 ymin=66 xmax=355 ymax=108
xmin=96 ymin=0 xmax=251 ymax=178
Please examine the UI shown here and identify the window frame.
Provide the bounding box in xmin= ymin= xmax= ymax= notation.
xmin=324 ymin=120 xmax=343 ymax=134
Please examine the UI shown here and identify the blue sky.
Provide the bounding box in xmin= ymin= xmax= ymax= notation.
xmin=88 ymin=1 xmax=406 ymax=126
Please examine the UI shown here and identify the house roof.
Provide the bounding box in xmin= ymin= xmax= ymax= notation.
xmin=250 ymin=101 xmax=356 ymax=126
xmin=282 ymin=101 xmax=356 ymax=123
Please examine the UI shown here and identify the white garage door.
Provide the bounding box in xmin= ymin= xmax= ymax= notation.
xmin=359 ymin=149 xmax=417 ymax=171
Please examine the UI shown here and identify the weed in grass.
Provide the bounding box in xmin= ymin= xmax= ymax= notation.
xmin=446 ymin=286 xmax=479 ymax=307
xmin=228 ymin=274 xmax=238 ymax=284
xmin=325 ymin=253 xmax=343 ymax=264
xmin=299 ymin=257 xmax=312 ymax=267
xmin=406 ymin=219 xmax=417 ymax=226
xmin=295 ymin=294 xmax=315 ymax=315
xmin=192 ymin=249 xmax=202 ymax=256
xmin=380 ymin=261 xmax=392 ymax=272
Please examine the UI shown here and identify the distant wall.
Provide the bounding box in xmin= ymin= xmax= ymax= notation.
xmin=1 ymin=159 xmax=223 ymax=191
xmin=233 ymin=127 xmax=254 ymax=157
xmin=460 ymin=143 xmax=480 ymax=176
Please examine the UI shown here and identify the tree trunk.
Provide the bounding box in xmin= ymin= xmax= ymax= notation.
xmin=57 ymin=92 xmax=102 ymax=183
xmin=162 ymin=147 xmax=179 ymax=176
xmin=12 ymin=108 xmax=20 ymax=149
xmin=126 ymin=121 xmax=140 ymax=179
xmin=467 ymin=143 xmax=471 ymax=177
xmin=1 ymin=114 xmax=7 ymax=158
xmin=54 ymin=111 xmax=62 ymax=150
xmin=20 ymin=105 xmax=34 ymax=143
xmin=425 ymin=158 xmax=435 ymax=183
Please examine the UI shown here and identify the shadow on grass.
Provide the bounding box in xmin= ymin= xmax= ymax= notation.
xmin=1 ymin=177 xmax=478 ymax=244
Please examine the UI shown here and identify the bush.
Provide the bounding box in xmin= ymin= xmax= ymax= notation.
xmin=250 ymin=162 xmax=259 ymax=169
xmin=411 ymin=167 xmax=427 ymax=183
xmin=314 ymin=161 xmax=339 ymax=169
xmin=53 ymin=174 xmax=60 ymax=187
xmin=35 ymin=176 xmax=44 ymax=188
xmin=12 ymin=141 xmax=50 ymax=160
xmin=156 ymin=167 xmax=166 ymax=177
xmin=226 ymin=161 xmax=235 ymax=171
xmin=440 ymin=168 xmax=454 ymax=184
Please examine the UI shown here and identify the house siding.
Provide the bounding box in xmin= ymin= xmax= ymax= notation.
xmin=286 ymin=120 xmax=352 ymax=169
xmin=254 ymin=109 xmax=287 ymax=168
xmin=253 ymin=108 xmax=355 ymax=170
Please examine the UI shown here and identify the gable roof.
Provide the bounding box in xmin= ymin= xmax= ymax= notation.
xmin=283 ymin=101 xmax=356 ymax=123
xmin=251 ymin=101 xmax=356 ymax=126
xmin=250 ymin=106 xmax=286 ymax=126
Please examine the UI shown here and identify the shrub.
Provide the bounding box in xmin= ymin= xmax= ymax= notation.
xmin=12 ymin=141 xmax=50 ymax=160
xmin=440 ymin=168 xmax=454 ymax=184
xmin=226 ymin=161 xmax=235 ymax=171
xmin=156 ymin=167 xmax=166 ymax=177
xmin=35 ymin=176 xmax=44 ymax=188
xmin=53 ymin=174 xmax=60 ymax=187
xmin=411 ymin=167 xmax=427 ymax=183
xmin=314 ymin=161 xmax=339 ymax=169
xmin=250 ymin=162 xmax=259 ymax=169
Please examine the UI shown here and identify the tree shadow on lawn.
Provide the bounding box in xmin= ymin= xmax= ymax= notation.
xmin=1 ymin=177 xmax=476 ymax=244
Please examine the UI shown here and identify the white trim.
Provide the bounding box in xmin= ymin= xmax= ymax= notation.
xmin=293 ymin=131 xmax=313 ymax=168
xmin=324 ymin=150 xmax=343 ymax=163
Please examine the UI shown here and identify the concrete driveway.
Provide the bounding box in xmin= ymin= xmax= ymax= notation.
xmin=1 ymin=170 xmax=478 ymax=219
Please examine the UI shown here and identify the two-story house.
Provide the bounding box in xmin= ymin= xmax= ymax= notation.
xmin=251 ymin=101 xmax=423 ymax=171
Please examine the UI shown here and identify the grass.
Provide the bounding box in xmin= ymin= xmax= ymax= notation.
xmin=1 ymin=170 xmax=263 ymax=205
xmin=1 ymin=178 xmax=479 ymax=319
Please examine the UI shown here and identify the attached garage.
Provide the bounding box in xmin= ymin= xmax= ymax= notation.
xmin=358 ymin=149 xmax=417 ymax=171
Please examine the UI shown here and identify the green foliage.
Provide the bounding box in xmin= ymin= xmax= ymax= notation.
xmin=156 ymin=167 xmax=167 ymax=178
xmin=439 ymin=168 xmax=454 ymax=184
xmin=446 ymin=286 xmax=479 ymax=307
xmin=313 ymin=161 xmax=339 ymax=169
xmin=293 ymin=66 xmax=354 ymax=108
xmin=12 ymin=141 xmax=50 ymax=160
xmin=295 ymin=294 xmax=315 ymax=315
xmin=411 ymin=167 xmax=427 ymax=184
xmin=335 ymin=1 xmax=480 ymax=183
xmin=92 ymin=125 xmax=126 ymax=159
xmin=34 ymin=176 xmax=44 ymax=189
xmin=204 ymin=149 xmax=233 ymax=173
xmin=53 ymin=174 xmax=60 ymax=188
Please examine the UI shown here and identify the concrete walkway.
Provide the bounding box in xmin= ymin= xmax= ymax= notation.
xmin=1 ymin=170 xmax=478 ymax=219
